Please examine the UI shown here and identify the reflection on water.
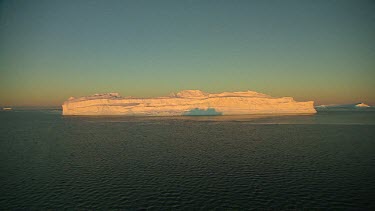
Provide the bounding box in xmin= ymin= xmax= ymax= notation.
xmin=0 ymin=110 xmax=374 ymax=209
xmin=61 ymin=111 xmax=375 ymax=125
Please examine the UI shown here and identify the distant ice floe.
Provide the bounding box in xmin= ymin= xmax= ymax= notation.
xmin=356 ymin=103 xmax=370 ymax=108
xmin=62 ymin=89 xmax=316 ymax=116
xmin=315 ymin=103 xmax=372 ymax=111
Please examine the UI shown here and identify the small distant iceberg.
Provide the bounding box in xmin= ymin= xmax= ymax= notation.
xmin=356 ymin=103 xmax=370 ymax=108
xmin=184 ymin=108 xmax=222 ymax=116
xmin=315 ymin=103 xmax=372 ymax=111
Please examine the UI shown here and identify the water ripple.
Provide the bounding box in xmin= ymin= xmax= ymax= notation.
xmin=0 ymin=111 xmax=374 ymax=209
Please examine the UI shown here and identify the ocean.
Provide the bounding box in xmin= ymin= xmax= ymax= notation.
xmin=0 ymin=110 xmax=374 ymax=209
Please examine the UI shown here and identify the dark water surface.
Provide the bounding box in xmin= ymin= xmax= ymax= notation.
xmin=1 ymin=110 xmax=374 ymax=209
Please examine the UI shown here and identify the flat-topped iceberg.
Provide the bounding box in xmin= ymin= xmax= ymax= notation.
xmin=62 ymin=90 xmax=316 ymax=116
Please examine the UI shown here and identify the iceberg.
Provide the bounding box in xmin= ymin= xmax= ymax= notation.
xmin=356 ymin=103 xmax=370 ymax=108
xmin=62 ymin=90 xmax=316 ymax=116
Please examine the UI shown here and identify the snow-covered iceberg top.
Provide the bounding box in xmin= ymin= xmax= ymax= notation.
xmin=62 ymin=90 xmax=316 ymax=116
xmin=68 ymin=93 xmax=122 ymax=101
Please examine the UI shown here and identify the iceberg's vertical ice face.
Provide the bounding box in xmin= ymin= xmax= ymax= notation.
xmin=62 ymin=90 xmax=316 ymax=115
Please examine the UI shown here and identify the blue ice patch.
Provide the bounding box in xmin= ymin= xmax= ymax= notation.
xmin=183 ymin=108 xmax=222 ymax=116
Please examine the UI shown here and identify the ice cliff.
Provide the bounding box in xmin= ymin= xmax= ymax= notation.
xmin=62 ymin=90 xmax=316 ymax=116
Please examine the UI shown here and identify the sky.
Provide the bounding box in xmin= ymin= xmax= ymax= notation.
xmin=0 ymin=0 xmax=374 ymax=106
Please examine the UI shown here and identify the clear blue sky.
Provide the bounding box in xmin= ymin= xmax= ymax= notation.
xmin=0 ymin=0 xmax=374 ymax=106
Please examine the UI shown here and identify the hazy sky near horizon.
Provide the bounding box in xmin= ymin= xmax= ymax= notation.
xmin=0 ymin=0 xmax=374 ymax=106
